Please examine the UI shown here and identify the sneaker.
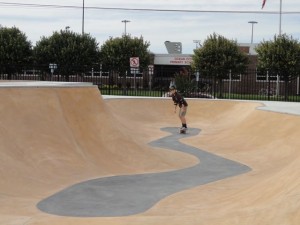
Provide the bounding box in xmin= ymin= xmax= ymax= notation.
xmin=180 ymin=127 xmax=187 ymax=131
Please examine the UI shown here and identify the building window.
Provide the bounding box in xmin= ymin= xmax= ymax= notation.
xmin=256 ymin=68 xmax=284 ymax=82
xmin=224 ymin=71 xmax=241 ymax=81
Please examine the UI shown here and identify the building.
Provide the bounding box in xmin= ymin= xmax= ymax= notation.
xmin=150 ymin=42 xmax=299 ymax=96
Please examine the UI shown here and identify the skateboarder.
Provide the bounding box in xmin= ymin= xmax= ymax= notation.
xmin=169 ymin=85 xmax=188 ymax=133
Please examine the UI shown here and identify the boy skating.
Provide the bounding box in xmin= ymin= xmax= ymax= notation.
xmin=169 ymin=86 xmax=188 ymax=133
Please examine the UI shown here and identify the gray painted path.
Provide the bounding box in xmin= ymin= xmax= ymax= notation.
xmin=37 ymin=127 xmax=251 ymax=217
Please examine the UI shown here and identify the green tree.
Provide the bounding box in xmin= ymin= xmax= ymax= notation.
xmin=0 ymin=26 xmax=32 ymax=78
xmin=174 ymin=74 xmax=197 ymax=97
xmin=255 ymin=34 xmax=300 ymax=99
xmin=192 ymin=33 xmax=248 ymax=97
xmin=172 ymin=67 xmax=197 ymax=97
xmin=100 ymin=35 xmax=151 ymax=89
xmin=34 ymin=29 xmax=99 ymax=80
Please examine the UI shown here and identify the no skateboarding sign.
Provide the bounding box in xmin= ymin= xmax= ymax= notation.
xmin=130 ymin=57 xmax=139 ymax=68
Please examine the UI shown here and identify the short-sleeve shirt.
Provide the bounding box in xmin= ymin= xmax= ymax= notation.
xmin=172 ymin=92 xmax=188 ymax=108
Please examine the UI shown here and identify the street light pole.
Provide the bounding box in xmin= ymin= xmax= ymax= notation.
xmin=193 ymin=40 xmax=201 ymax=49
xmin=248 ymin=21 xmax=258 ymax=44
xmin=279 ymin=0 xmax=282 ymax=35
xmin=82 ymin=0 xmax=85 ymax=34
xmin=121 ymin=20 xmax=130 ymax=36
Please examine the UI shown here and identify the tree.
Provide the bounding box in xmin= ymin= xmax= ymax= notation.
xmin=0 ymin=26 xmax=32 ymax=78
xmin=255 ymin=34 xmax=300 ymax=99
xmin=192 ymin=33 xmax=248 ymax=97
xmin=34 ymin=29 xmax=99 ymax=80
xmin=172 ymin=67 xmax=197 ymax=97
xmin=100 ymin=35 xmax=151 ymax=89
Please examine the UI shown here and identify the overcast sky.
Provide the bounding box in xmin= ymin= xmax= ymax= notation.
xmin=0 ymin=0 xmax=300 ymax=54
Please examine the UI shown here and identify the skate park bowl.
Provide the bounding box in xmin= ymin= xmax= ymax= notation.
xmin=0 ymin=81 xmax=300 ymax=225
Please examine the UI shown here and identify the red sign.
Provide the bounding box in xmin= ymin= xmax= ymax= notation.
xmin=130 ymin=57 xmax=139 ymax=67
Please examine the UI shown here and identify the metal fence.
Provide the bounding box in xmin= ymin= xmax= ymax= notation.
xmin=1 ymin=67 xmax=300 ymax=102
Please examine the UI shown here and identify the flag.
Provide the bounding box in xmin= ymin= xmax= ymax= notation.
xmin=262 ymin=0 xmax=267 ymax=9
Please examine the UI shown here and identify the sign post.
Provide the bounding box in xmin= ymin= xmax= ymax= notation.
xmin=130 ymin=57 xmax=139 ymax=92
xmin=49 ymin=63 xmax=57 ymax=76
xmin=148 ymin=65 xmax=154 ymax=90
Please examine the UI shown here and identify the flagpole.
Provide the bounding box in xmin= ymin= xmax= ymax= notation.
xmin=279 ymin=0 xmax=282 ymax=35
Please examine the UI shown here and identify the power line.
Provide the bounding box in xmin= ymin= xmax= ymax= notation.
xmin=0 ymin=2 xmax=78 ymax=9
xmin=0 ymin=1 xmax=300 ymax=14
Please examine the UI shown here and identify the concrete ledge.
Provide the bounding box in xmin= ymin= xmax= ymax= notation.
xmin=0 ymin=81 xmax=94 ymax=88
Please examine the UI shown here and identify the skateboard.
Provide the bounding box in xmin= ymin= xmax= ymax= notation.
xmin=179 ymin=128 xmax=187 ymax=134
